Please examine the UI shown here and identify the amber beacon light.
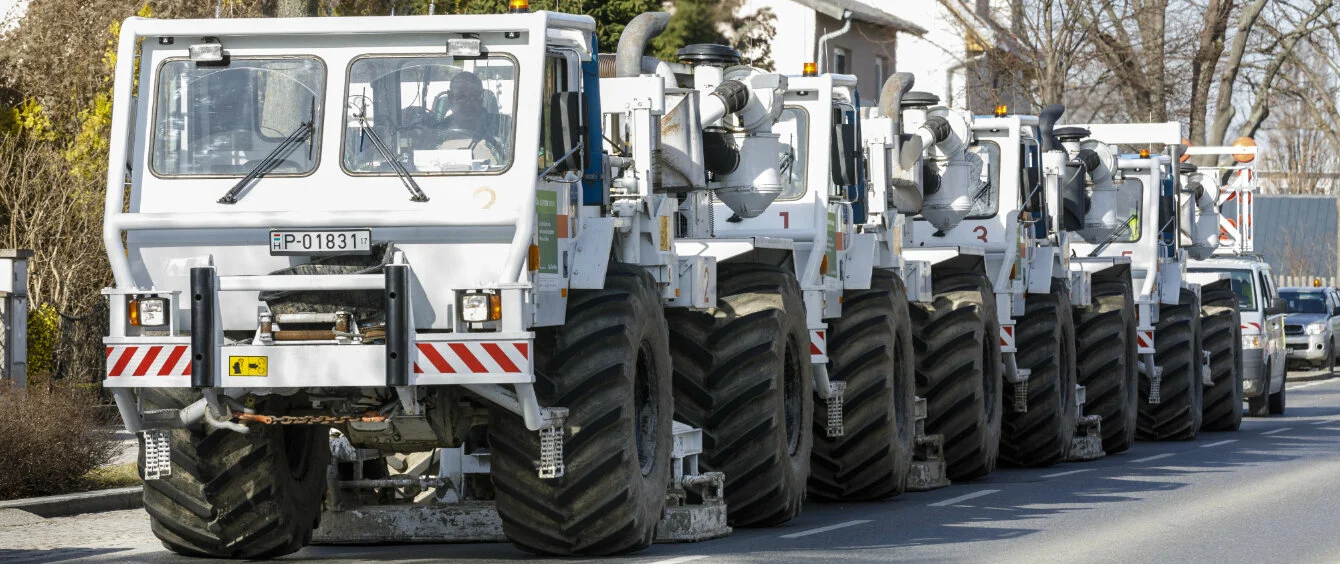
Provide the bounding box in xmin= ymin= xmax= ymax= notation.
xmin=802 ymin=62 xmax=818 ymax=77
xmin=509 ymin=0 xmax=529 ymax=13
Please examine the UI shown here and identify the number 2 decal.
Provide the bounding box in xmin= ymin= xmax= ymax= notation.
xmin=973 ymin=226 xmax=988 ymax=242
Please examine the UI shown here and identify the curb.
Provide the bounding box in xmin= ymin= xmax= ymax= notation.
xmin=1288 ymin=370 xmax=1336 ymax=384
xmin=0 ymin=486 xmax=143 ymax=518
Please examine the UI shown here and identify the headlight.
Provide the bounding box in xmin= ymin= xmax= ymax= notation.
xmin=1242 ymin=334 xmax=1261 ymax=349
xmin=459 ymin=292 xmax=501 ymax=322
xmin=129 ymin=296 xmax=169 ymax=327
xmin=1306 ymin=323 xmax=1327 ymax=335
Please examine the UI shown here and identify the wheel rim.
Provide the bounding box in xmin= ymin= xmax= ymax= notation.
xmin=784 ymin=339 xmax=802 ymax=456
xmin=634 ymin=341 xmax=659 ymax=476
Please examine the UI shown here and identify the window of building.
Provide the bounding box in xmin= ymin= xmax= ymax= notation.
xmin=832 ymin=47 xmax=850 ymax=75
xmin=875 ymin=56 xmax=887 ymax=89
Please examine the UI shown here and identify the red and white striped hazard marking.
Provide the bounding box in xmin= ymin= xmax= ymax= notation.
xmin=809 ymin=330 xmax=826 ymax=357
xmin=414 ymin=341 xmax=530 ymax=375
xmin=1136 ymin=330 xmax=1155 ymax=350
xmin=1242 ymin=322 xmax=1261 ymax=332
xmin=105 ymin=345 xmax=192 ymax=377
xmin=1000 ymin=325 xmax=1016 ymax=349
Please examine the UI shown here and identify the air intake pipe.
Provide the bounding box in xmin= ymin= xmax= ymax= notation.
xmin=615 ymin=12 xmax=671 ymax=79
xmin=1037 ymin=104 xmax=1064 ymax=152
xmin=875 ymin=73 xmax=924 ymax=214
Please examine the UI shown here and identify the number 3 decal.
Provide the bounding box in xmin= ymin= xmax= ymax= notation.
xmin=973 ymin=226 xmax=988 ymax=242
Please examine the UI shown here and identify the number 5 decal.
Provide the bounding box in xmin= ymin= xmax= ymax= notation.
xmin=973 ymin=226 xmax=988 ymax=242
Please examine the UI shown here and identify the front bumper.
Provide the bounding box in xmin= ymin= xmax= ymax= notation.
xmin=103 ymin=335 xmax=534 ymax=388
xmin=1286 ymin=333 xmax=1330 ymax=362
xmin=104 ymin=264 xmax=535 ymax=389
xmin=1242 ymin=347 xmax=1266 ymax=398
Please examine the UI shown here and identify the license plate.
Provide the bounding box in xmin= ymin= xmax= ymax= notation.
xmin=270 ymin=229 xmax=371 ymax=256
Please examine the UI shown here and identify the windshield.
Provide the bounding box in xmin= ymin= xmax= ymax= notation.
xmin=152 ymin=58 xmax=325 ymax=176
xmin=1281 ymin=291 xmax=1328 ymax=314
xmin=1190 ymin=268 xmax=1257 ymax=311
xmin=344 ymin=55 xmax=516 ymax=175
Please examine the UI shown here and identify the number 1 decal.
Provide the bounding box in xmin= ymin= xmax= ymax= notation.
xmin=779 ymin=211 xmax=789 ymax=228
xmin=973 ymin=226 xmax=988 ymax=242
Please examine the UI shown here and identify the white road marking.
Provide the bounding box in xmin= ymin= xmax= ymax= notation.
xmin=1313 ymin=419 xmax=1333 ymax=425
xmin=778 ymin=520 xmax=872 ymax=539
xmin=647 ymin=557 xmax=709 ymax=564
xmin=1261 ymin=427 xmax=1292 ymax=435
xmin=1287 ymin=380 xmax=1332 ymax=391
xmin=928 ymin=489 xmax=1001 ymax=507
xmin=1131 ymin=453 xmax=1176 ymax=463
xmin=1201 ymin=439 xmax=1238 ymax=448
xmin=1040 ymin=469 xmax=1092 ymax=479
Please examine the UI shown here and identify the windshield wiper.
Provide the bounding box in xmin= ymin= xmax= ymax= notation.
xmin=1088 ymin=214 xmax=1135 ymax=257
xmin=354 ymin=112 xmax=429 ymax=202
xmin=217 ymin=120 xmax=314 ymax=204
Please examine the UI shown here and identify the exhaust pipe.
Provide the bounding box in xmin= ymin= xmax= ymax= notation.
xmin=616 ymin=12 xmax=672 ymax=79
xmin=1038 ymin=103 xmax=1064 ymax=152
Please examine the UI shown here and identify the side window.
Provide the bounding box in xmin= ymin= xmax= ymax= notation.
xmin=538 ymin=53 xmax=571 ymax=170
xmin=966 ymin=141 xmax=1000 ymax=218
xmin=776 ymin=107 xmax=808 ymax=200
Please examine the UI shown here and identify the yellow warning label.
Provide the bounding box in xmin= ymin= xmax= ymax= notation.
xmin=228 ymin=356 xmax=268 ymax=377
xmin=659 ymin=216 xmax=671 ymax=251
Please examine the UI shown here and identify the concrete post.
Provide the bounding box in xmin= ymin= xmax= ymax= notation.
xmin=0 ymin=249 xmax=33 ymax=389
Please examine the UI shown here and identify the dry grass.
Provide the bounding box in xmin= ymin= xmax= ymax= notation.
xmin=0 ymin=386 xmax=119 ymax=500
xmin=81 ymin=462 xmax=141 ymax=491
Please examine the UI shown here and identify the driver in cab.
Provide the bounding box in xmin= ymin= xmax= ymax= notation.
xmin=436 ymin=71 xmax=504 ymax=166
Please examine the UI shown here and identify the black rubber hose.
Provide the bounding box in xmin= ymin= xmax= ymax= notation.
xmin=616 ymin=13 xmax=671 ymax=78
xmin=922 ymin=116 xmax=952 ymax=144
xmin=1075 ymin=149 xmax=1102 ymax=172
xmin=712 ymin=80 xmax=750 ymax=115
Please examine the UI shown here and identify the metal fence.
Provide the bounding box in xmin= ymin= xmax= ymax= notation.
xmin=25 ymin=301 xmax=108 ymax=393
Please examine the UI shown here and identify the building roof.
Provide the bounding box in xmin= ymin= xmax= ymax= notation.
xmin=791 ymin=0 xmax=927 ymax=36
xmin=1254 ymin=194 xmax=1339 ymax=278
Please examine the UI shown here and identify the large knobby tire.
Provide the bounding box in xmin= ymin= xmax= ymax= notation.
xmin=1137 ymin=288 xmax=1204 ymax=440
xmin=808 ymin=271 xmax=916 ymax=501
xmin=1200 ymin=283 xmax=1244 ymax=431
xmin=1000 ymin=280 xmax=1078 ymax=467
xmin=489 ymin=265 xmax=672 ymax=555
xmin=910 ymin=267 xmax=1002 ymax=481
xmin=138 ymin=390 xmax=328 ymax=559
xmin=668 ymin=262 xmax=813 ymax=527
xmin=1074 ymin=275 xmax=1139 ymax=454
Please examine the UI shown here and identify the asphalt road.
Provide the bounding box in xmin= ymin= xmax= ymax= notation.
xmin=6 ymin=370 xmax=1340 ymax=564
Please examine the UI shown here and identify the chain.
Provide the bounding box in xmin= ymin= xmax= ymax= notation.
xmin=235 ymin=411 xmax=387 ymax=425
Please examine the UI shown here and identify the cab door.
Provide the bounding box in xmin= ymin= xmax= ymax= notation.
xmin=1259 ymin=268 xmax=1286 ymax=379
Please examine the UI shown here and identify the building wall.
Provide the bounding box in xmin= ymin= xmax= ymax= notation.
xmin=738 ymin=0 xmax=898 ymax=104
xmin=1254 ymin=195 xmax=1340 ymax=284
xmin=813 ymin=11 xmax=898 ymax=102
xmin=738 ymin=0 xmax=817 ymax=76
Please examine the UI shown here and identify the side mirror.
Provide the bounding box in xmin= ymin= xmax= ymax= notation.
xmin=830 ymin=121 xmax=859 ymax=187
xmin=1268 ymin=297 xmax=1287 ymax=316
xmin=547 ymin=91 xmax=585 ymax=173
